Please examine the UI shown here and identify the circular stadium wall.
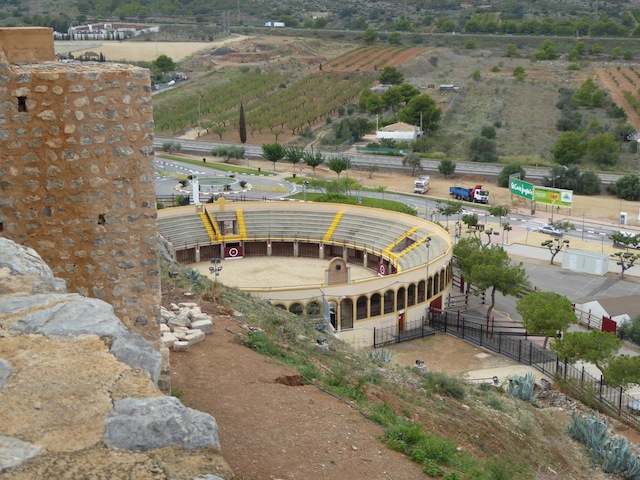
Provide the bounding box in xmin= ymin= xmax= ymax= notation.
xmin=157 ymin=200 xmax=454 ymax=349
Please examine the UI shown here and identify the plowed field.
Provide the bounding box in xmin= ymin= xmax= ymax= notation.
xmin=328 ymin=46 xmax=421 ymax=72
xmin=597 ymin=67 xmax=640 ymax=131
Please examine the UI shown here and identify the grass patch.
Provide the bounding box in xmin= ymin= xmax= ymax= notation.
xmin=157 ymin=154 xmax=274 ymax=176
xmin=287 ymin=191 xmax=417 ymax=215
xmin=422 ymin=371 xmax=467 ymax=400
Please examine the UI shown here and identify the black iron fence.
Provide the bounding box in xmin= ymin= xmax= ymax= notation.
xmin=428 ymin=309 xmax=640 ymax=429
xmin=373 ymin=317 xmax=436 ymax=348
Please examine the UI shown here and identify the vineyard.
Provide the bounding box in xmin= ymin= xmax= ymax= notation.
xmin=327 ymin=46 xmax=422 ymax=72
xmin=597 ymin=67 xmax=640 ymax=131
xmin=153 ymin=69 xmax=373 ymax=141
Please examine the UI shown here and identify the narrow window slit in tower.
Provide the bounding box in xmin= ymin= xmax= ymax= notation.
xmin=98 ymin=214 xmax=106 ymax=225
xmin=17 ymin=97 xmax=27 ymax=112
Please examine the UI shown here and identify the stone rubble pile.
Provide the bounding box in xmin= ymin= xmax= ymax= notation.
xmin=160 ymin=303 xmax=214 ymax=352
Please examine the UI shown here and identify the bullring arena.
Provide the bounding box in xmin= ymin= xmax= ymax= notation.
xmin=158 ymin=199 xmax=454 ymax=348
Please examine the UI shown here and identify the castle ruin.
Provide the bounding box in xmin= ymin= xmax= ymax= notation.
xmin=0 ymin=27 xmax=160 ymax=342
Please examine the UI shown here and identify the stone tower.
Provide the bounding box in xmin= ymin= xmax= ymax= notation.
xmin=0 ymin=27 xmax=160 ymax=341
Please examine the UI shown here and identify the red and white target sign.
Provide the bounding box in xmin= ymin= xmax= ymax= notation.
xmin=378 ymin=263 xmax=387 ymax=276
xmin=224 ymin=246 xmax=244 ymax=259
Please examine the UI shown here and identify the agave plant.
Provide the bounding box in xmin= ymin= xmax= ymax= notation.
xmin=506 ymin=372 xmax=539 ymax=403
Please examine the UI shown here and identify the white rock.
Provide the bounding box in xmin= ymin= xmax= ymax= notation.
xmin=161 ymin=332 xmax=177 ymax=348
xmin=160 ymin=323 xmax=170 ymax=333
xmin=185 ymin=331 xmax=205 ymax=346
xmin=191 ymin=319 xmax=213 ymax=334
xmin=173 ymin=341 xmax=189 ymax=352
xmin=173 ymin=330 xmax=187 ymax=340
xmin=169 ymin=303 xmax=180 ymax=311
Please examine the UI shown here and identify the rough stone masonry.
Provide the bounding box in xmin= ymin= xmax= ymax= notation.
xmin=0 ymin=27 xmax=160 ymax=343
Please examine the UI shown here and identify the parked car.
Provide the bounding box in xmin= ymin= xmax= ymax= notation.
xmin=537 ymin=224 xmax=563 ymax=236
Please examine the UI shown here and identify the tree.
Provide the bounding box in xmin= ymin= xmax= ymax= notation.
xmin=603 ymin=355 xmax=640 ymax=388
xmin=461 ymin=213 xmax=478 ymax=228
xmin=618 ymin=315 xmax=640 ymax=345
xmin=398 ymin=83 xmax=420 ymax=105
xmin=438 ymin=158 xmax=456 ymax=177
xmin=572 ymin=78 xmax=605 ymax=107
xmin=366 ymin=165 xmax=379 ymax=178
xmin=303 ymin=150 xmax=324 ymax=175
xmin=362 ymin=28 xmax=377 ymax=44
xmin=551 ymin=330 xmax=622 ymax=375
xmin=261 ymin=142 xmax=286 ymax=170
xmin=505 ymin=44 xmax=518 ymax=57
xmin=468 ymin=136 xmax=498 ymax=163
xmin=327 ymin=156 xmax=351 ymax=177
xmin=610 ymin=231 xmax=640 ymax=250
xmin=480 ymin=125 xmax=496 ymax=139
xmin=455 ymin=242 xmax=527 ymax=322
xmin=552 ymin=131 xmax=587 ymax=165
xmin=284 ymin=147 xmax=304 ymax=173
xmin=610 ymin=251 xmax=640 ymax=277
xmin=378 ymin=66 xmax=404 ymax=85
xmin=512 ymin=66 xmax=526 ymax=82
xmin=437 ymin=200 xmax=463 ymax=228
xmin=402 ymin=152 xmax=422 ymax=175
xmin=382 ymin=86 xmax=404 ymax=109
xmin=488 ymin=205 xmax=509 ymax=230
xmin=516 ymin=291 xmax=575 ymax=349
xmin=587 ymin=133 xmax=619 ymax=167
xmin=497 ymin=163 xmax=526 ymax=188
xmin=541 ymin=237 xmax=570 ymax=265
xmin=579 ymin=170 xmax=602 ymax=195
xmin=210 ymin=123 xmax=226 ymax=140
xmin=211 ymin=146 xmax=245 ymax=164
xmin=607 ymin=174 xmax=640 ymax=200
xmin=387 ymin=32 xmax=402 ymax=45
xmin=152 ymin=54 xmax=176 ymax=72
xmin=398 ymin=94 xmax=442 ymax=132
xmin=533 ymin=40 xmax=557 ymax=60
xmin=238 ymin=102 xmax=247 ymax=144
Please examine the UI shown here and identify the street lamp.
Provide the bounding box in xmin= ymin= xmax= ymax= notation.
xmin=302 ymin=181 xmax=309 ymax=202
xmin=550 ymin=166 xmax=568 ymax=223
xmin=209 ymin=257 xmax=223 ymax=282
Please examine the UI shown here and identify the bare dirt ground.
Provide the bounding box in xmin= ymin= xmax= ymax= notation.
xmin=169 ymin=289 xmax=426 ymax=480
xmin=54 ymin=35 xmax=252 ymax=62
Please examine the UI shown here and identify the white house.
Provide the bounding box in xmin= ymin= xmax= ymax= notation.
xmin=574 ymin=295 xmax=640 ymax=326
xmin=376 ymin=121 xmax=421 ymax=142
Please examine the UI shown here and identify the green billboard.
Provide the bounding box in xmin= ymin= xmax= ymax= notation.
xmin=533 ymin=186 xmax=573 ymax=207
xmin=509 ymin=178 xmax=534 ymax=200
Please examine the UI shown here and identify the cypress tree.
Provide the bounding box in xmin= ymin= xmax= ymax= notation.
xmin=239 ymin=102 xmax=247 ymax=144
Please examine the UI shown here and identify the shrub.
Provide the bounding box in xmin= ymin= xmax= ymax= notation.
xmin=423 ymin=371 xmax=466 ymax=400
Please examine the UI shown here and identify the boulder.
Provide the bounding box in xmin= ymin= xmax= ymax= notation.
xmin=185 ymin=330 xmax=205 ymax=346
xmin=161 ymin=332 xmax=177 ymax=349
xmin=168 ymin=312 xmax=191 ymax=330
xmin=9 ymin=294 xmax=127 ymax=338
xmin=104 ymin=396 xmax=220 ymax=451
xmin=173 ymin=341 xmax=189 ymax=352
xmin=109 ymin=332 xmax=163 ymax=385
xmin=191 ymin=319 xmax=213 ymax=334
xmin=0 ymin=435 xmax=41 ymax=471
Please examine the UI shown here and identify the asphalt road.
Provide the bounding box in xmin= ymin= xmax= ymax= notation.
xmin=154 ymin=136 xmax=624 ymax=185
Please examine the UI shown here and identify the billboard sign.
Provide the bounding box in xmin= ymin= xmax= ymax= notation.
xmin=509 ymin=178 xmax=534 ymax=200
xmin=533 ymin=186 xmax=573 ymax=207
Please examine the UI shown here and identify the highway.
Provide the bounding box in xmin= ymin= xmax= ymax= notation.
xmin=154 ymin=136 xmax=624 ymax=185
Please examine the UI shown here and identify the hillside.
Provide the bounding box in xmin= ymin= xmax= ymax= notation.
xmin=167 ymin=279 xmax=632 ymax=480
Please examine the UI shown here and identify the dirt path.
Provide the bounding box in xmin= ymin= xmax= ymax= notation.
xmin=170 ymin=311 xmax=425 ymax=480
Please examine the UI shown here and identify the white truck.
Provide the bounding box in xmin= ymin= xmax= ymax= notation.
xmin=265 ymin=21 xmax=285 ymax=27
xmin=414 ymin=175 xmax=430 ymax=194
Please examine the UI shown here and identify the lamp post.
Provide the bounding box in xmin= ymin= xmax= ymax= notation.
xmin=209 ymin=257 xmax=223 ymax=282
xmin=302 ymin=181 xmax=309 ymax=202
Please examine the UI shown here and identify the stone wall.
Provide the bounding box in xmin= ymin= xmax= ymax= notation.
xmin=0 ymin=28 xmax=160 ymax=342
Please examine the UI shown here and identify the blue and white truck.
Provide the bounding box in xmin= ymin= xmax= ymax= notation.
xmin=449 ymin=185 xmax=489 ymax=204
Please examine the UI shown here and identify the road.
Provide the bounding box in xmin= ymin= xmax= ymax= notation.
xmin=154 ymin=136 xmax=624 ymax=185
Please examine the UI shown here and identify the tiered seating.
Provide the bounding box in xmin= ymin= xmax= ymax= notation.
xmin=158 ymin=215 xmax=211 ymax=248
xmin=242 ymin=210 xmax=336 ymax=240
xmin=330 ymin=214 xmax=411 ymax=251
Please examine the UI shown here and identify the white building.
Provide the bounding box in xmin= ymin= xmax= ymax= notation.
xmin=376 ymin=121 xmax=421 ymax=142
